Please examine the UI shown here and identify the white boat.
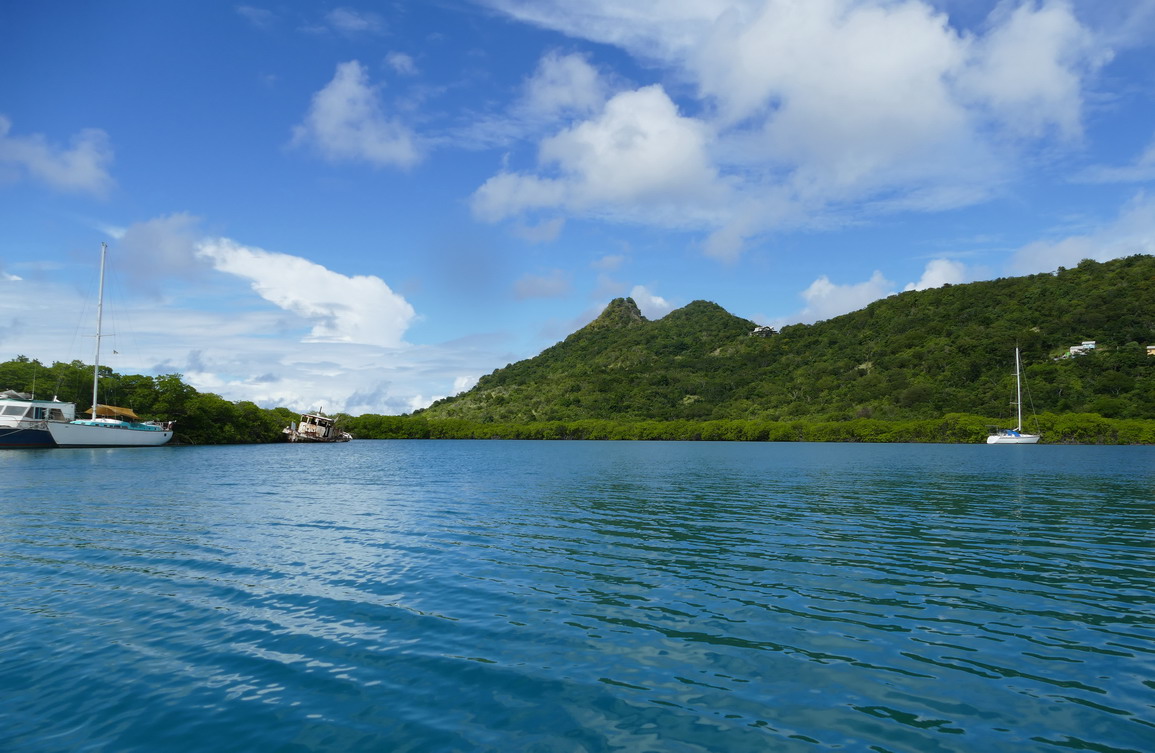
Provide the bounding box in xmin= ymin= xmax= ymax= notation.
xmin=283 ymin=411 xmax=351 ymax=443
xmin=46 ymin=243 xmax=174 ymax=448
xmin=986 ymin=347 xmax=1040 ymax=445
xmin=0 ymin=390 xmax=76 ymax=448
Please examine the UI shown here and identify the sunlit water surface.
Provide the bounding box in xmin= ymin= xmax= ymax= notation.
xmin=2 ymin=441 xmax=1153 ymax=752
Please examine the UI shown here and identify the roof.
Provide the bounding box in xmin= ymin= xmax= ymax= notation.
xmin=88 ymin=404 xmax=140 ymax=419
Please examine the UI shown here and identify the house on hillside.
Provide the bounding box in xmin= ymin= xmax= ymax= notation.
xmin=1067 ymin=340 xmax=1096 ymax=357
xmin=750 ymin=325 xmax=777 ymax=337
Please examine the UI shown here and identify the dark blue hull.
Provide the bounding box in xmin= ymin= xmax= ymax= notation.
xmin=0 ymin=427 xmax=57 ymax=448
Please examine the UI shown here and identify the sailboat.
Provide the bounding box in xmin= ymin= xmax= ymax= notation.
xmin=986 ymin=347 xmax=1040 ymax=444
xmin=47 ymin=243 xmax=174 ymax=448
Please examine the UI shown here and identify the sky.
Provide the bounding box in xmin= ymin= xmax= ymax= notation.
xmin=2 ymin=0 xmax=1154 ymax=415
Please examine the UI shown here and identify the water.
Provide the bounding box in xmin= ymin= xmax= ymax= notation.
xmin=1 ymin=441 xmax=1153 ymax=753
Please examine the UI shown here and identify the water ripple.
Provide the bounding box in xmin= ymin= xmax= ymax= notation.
xmin=1 ymin=442 xmax=1153 ymax=752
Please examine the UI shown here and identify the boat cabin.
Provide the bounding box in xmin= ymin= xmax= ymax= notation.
xmin=284 ymin=411 xmax=352 ymax=442
xmin=0 ymin=391 xmax=76 ymax=424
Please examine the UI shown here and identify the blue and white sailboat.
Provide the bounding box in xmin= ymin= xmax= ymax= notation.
xmin=987 ymin=347 xmax=1040 ymax=445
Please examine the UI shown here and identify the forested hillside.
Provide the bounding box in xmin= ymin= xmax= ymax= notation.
xmin=418 ymin=256 xmax=1155 ymax=423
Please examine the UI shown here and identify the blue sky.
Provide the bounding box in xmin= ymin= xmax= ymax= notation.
xmin=2 ymin=0 xmax=1154 ymax=415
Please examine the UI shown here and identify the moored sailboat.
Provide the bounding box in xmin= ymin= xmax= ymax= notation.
xmin=46 ymin=243 xmax=174 ymax=448
xmin=987 ymin=347 xmax=1040 ymax=445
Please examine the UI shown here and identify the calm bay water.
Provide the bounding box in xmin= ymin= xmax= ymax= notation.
xmin=1 ymin=440 xmax=1153 ymax=753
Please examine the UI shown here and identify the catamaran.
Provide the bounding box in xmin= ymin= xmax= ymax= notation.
xmin=986 ymin=347 xmax=1040 ymax=445
xmin=46 ymin=243 xmax=174 ymax=448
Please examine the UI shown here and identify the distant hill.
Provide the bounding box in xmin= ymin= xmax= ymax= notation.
xmin=418 ymin=255 xmax=1155 ymax=423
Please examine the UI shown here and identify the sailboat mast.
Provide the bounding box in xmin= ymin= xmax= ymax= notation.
xmin=91 ymin=242 xmax=107 ymax=417
xmin=1014 ymin=347 xmax=1023 ymax=432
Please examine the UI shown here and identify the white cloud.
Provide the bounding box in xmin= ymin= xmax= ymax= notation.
xmin=514 ymin=269 xmax=571 ymax=299
xmin=197 ymin=237 xmax=417 ymax=347
xmin=453 ymin=375 xmax=478 ymax=395
xmin=454 ymin=51 xmax=612 ymax=151
xmin=0 ymin=227 xmax=520 ymax=416
xmin=472 ymin=85 xmax=728 ymax=224
xmin=798 ymin=270 xmax=896 ymax=323
xmin=386 ymin=51 xmax=418 ymax=76
xmin=522 ymin=51 xmax=607 ymax=120
xmin=477 ymin=0 xmax=1115 ymax=260
xmin=291 ymin=61 xmax=420 ymax=169
xmin=904 ymin=258 xmax=971 ymax=291
xmin=1078 ymin=131 xmax=1155 ymax=183
xmin=0 ymin=115 xmax=114 ymax=197
xmin=326 ymin=8 xmax=384 ymax=34
xmin=630 ymin=284 xmax=674 ymax=318
xmin=236 ymin=5 xmax=276 ymax=29
xmin=592 ymin=254 xmax=625 ymax=271
xmin=1009 ymin=192 xmax=1155 ymax=274
xmin=958 ymin=0 xmax=1107 ymax=141
xmin=471 ymin=172 xmax=567 ymax=222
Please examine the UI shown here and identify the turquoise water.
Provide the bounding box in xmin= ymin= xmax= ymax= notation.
xmin=2 ymin=441 xmax=1153 ymax=752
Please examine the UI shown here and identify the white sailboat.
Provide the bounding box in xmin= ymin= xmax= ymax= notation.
xmin=47 ymin=243 xmax=174 ymax=448
xmin=986 ymin=347 xmax=1040 ymax=445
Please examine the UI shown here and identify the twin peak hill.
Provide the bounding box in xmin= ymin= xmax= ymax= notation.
xmin=417 ymin=255 xmax=1155 ymax=423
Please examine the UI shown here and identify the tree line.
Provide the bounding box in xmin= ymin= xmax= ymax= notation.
xmin=4 ymin=356 xmax=1154 ymax=445
xmin=0 ymin=356 xmax=295 ymax=445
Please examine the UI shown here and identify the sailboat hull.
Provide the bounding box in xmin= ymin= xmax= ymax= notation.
xmin=0 ymin=427 xmax=58 ymax=448
xmin=986 ymin=432 xmax=1040 ymax=445
xmin=47 ymin=420 xmax=173 ymax=447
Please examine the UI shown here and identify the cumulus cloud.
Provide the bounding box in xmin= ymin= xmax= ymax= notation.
xmin=630 ymin=284 xmax=675 ymax=318
xmin=0 ymin=115 xmax=114 ymax=196
xmin=291 ymin=61 xmax=420 ymax=168
xmin=798 ymin=270 xmax=896 ymax=323
xmin=522 ymin=51 xmax=608 ymax=120
xmin=197 ymin=237 xmax=417 ymax=347
xmin=514 ymin=269 xmax=570 ymax=299
xmin=453 ymin=375 xmax=478 ymax=395
xmin=456 ymin=51 xmax=612 ymax=151
xmin=472 ymin=85 xmax=727 ymax=224
xmin=958 ymin=1 xmax=1107 ymax=141
xmin=1009 ymin=192 xmax=1155 ymax=274
xmin=476 ymin=0 xmax=1116 ymax=260
xmin=904 ymin=258 xmax=972 ymax=291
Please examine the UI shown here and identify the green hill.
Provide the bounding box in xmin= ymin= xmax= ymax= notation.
xmin=418 ymin=255 xmax=1155 ymax=423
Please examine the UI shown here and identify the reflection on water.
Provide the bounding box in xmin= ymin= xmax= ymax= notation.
xmin=1 ymin=441 xmax=1153 ymax=752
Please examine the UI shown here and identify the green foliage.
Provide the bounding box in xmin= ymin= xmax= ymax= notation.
xmin=341 ymin=413 xmax=1155 ymax=445
xmin=8 ymin=255 xmax=1155 ymax=446
xmin=0 ymin=358 xmax=295 ymax=445
xmin=416 ymin=257 xmax=1155 ymax=428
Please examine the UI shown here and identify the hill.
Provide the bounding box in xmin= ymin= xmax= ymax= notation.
xmin=418 ymin=256 xmax=1155 ymax=423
